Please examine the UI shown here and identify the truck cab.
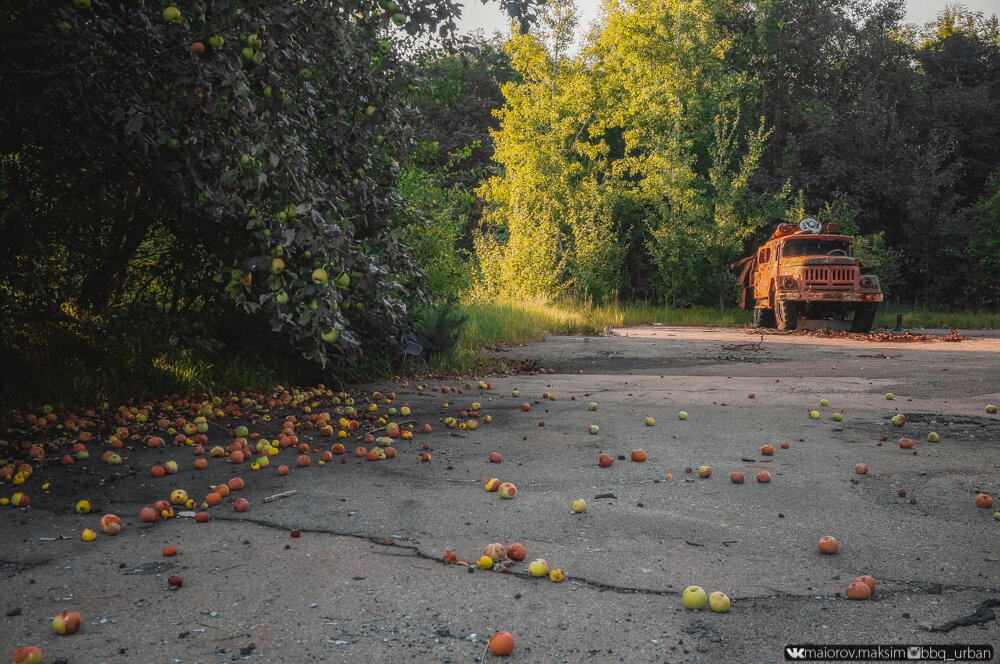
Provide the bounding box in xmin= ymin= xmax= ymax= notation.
xmin=734 ymin=218 xmax=883 ymax=331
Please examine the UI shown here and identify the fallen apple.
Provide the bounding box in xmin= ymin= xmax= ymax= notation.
xmin=549 ymin=568 xmax=565 ymax=582
xmin=100 ymin=514 xmax=121 ymax=535
xmin=678 ymin=411 xmax=688 ymax=420
xmin=846 ymin=581 xmax=871 ymax=600
xmin=730 ymin=471 xmax=744 ymax=484
xmin=697 ymin=465 xmax=711 ymax=478
xmin=11 ymin=646 xmax=43 ymax=664
xmin=52 ymin=610 xmax=82 ymax=635
xmin=885 ymin=392 xmax=895 ymax=400
xmin=926 ymin=432 xmax=940 ymax=442
xmin=818 ymin=535 xmax=839 ymax=554
xmin=485 ymin=477 xmax=501 ymax=492
xmin=708 ymin=591 xmax=730 ymax=612
xmin=855 ymin=463 xmax=868 ymax=474
xmin=644 ymin=417 xmax=655 ymax=426
xmin=988 ymin=405 xmax=998 ymax=414
xmin=170 ymin=489 xmax=189 ymax=505
xmin=484 ymin=543 xmax=506 ymax=561
xmin=832 ymin=413 xmax=842 ymax=421
xmin=528 ymin=558 xmax=549 ymax=577
xmin=488 ymin=631 xmax=514 ymax=657
xmin=572 ymin=498 xmax=587 ymax=513
xmin=761 ymin=444 xmax=774 ymax=456
xmin=588 ymin=402 xmax=597 ymax=411
xmin=820 ymin=399 xmax=829 ymax=406
xmin=891 ymin=414 xmax=906 ymax=427
xmin=682 ymin=585 xmax=707 ymax=610
xmin=499 ymin=482 xmax=516 ymax=499
xmin=477 ymin=555 xmax=494 ymax=570
xmin=809 ymin=410 xmax=820 ymax=419
xmin=589 ymin=425 xmax=600 ymax=434
xmin=756 ymin=471 xmax=771 ymax=483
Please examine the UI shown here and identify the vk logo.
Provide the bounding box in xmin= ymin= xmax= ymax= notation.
xmin=786 ymin=647 xmax=807 ymax=659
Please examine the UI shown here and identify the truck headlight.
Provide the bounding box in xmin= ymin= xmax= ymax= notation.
xmin=780 ymin=276 xmax=798 ymax=289
xmin=860 ymin=276 xmax=879 ymax=289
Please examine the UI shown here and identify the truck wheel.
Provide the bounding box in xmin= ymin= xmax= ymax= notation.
xmin=752 ymin=307 xmax=776 ymax=329
xmin=776 ymin=301 xmax=798 ymax=331
xmin=851 ymin=303 xmax=878 ymax=332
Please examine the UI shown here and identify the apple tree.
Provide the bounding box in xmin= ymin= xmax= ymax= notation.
xmin=0 ymin=0 xmax=539 ymax=368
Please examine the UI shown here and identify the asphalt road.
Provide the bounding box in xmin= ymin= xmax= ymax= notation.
xmin=2 ymin=326 xmax=998 ymax=663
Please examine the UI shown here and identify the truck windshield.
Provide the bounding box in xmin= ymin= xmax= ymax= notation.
xmin=781 ymin=238 xmax=852 ymax=257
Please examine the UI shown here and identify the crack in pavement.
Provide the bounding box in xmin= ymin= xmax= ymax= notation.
xmin=211 ymin=515 xmax=1000 ymax=605
xmin=921 ymin=598 xmax=1000 ymax=632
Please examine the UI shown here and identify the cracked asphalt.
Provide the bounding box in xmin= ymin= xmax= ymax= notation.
xmin=2 ymin=325 xmax=998 ymax=663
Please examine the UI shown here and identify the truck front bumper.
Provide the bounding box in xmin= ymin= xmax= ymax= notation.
xmin=775 ymin=290 xmax=883 ymax=304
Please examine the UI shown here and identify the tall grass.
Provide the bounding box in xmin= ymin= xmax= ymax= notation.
xmin=434 ymin=296 xmax=1000 ymax=372
xmin=875 ymin=303 xmax=1000 ymax=330
xmin=434 ymin=296 xmax=750 ymax=371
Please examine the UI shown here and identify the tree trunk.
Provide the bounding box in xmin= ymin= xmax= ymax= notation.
xmin=78 ymin=198 xmax=152 ymax=312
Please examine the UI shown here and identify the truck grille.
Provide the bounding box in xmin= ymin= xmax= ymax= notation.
xmin=803 ymin=267 xmax=855 ymax=289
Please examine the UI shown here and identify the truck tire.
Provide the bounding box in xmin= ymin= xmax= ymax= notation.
xmin=776 ymin=301 xmax=798 ymax=331
xmin=851 ymin=303 xmax=878 ymax=332
xmin=752 ymin=307 xmax=776 ymax=329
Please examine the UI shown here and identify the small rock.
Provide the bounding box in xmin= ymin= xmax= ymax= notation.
xmin=6 ymin=606 xmax=22 ymax=617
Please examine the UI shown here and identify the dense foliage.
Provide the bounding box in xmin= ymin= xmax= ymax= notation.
xmin=0 ymin=0 xmax=539 ymax=386
xmin=473 ymin=0 xmax=1000 ymax=308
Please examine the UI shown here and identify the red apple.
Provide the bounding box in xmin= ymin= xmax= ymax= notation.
xmin=52 ymin=610 xmax=82 ymax=635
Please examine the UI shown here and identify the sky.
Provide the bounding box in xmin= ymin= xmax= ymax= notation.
xmin=453 ymin=0 xmax=1000 ymax=42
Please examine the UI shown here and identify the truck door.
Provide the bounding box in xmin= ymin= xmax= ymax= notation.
xmin=753 ymin=247 xmax=772 ymax=302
